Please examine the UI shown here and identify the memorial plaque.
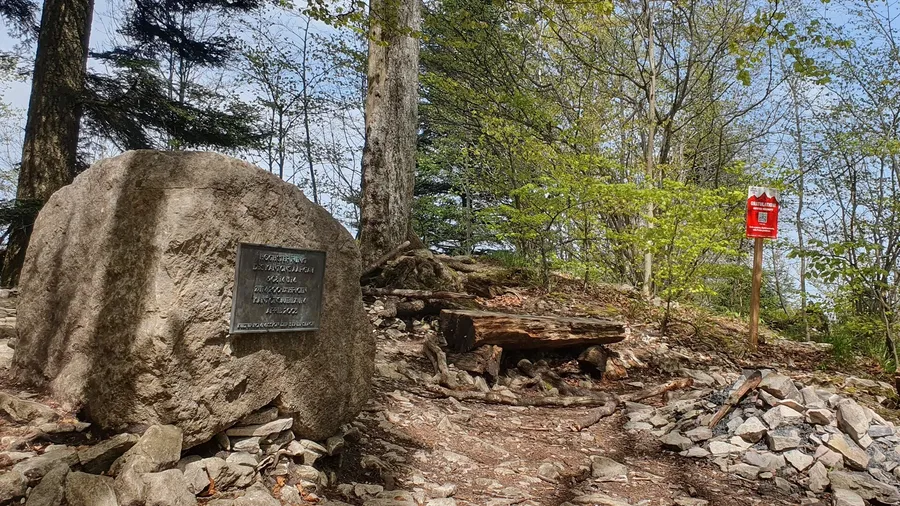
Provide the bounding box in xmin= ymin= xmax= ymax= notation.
xmin=230 ymin=243 xmax=326 ymax=333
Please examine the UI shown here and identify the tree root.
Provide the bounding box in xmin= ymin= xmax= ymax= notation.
xmin=421 ymin=384 xmax=617 ymax=407
xmin=622 ymin=377 xmax=694 ymax=402
xmin=570 ymin=400 xmax=619 ymax=431
xmin=423 ymin=337 xmax=458 ymax=389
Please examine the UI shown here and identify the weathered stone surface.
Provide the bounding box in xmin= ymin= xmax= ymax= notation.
xmin=774 ymin=398 xmax=806 ymax=412
xmin=762 ymin=405 xmax=803 ymax=429
xmin=65 ymin=472 xmax=118 ymax=506
xmin=13 ymin=448 xmax=78 ymax=485
xmin=591 ymin=456 xmax=627 ymax=482
xmin=708 ymin=441 xmax=743 ymax=456
xmin=728 ymin=436 xmax=753 ymax=450
xmin=784 ymin=450 xmax=813 ymax=471
xmin=683 ymin=427 xmax=712 ymax=443
xmin=232 ymin=437 xmax=261 ymax=454
xmin=570 ymin=493 xmax=631 ymax=506
xmin=25 ymin=464 xmax=69 ymax=506
xmin=426 ymin=483 xmax=456 ymax=499
xmin=836 ymin=401 xmax=870 ymax=443
xmin=0 ymin=452 xmax=33 ymax=466
xmin=364 ymin=490 xmax=418 ymax=506
xmin=681 ymin=447 xmax=710 ymax=458
xmin=766 ymin=431 xmax=800 ymax=451
xmin=12 ymin=151 xmax=373 ymax=447
xmin=110 ymin=425 xmax=182 ymax=476
xmin=281 ymin=485 xmax=303 ymax=505
xmin=115 ymin=468 xmax=146 ymax=506
xmin=142 ymin=469 xmax=198 ymax=506
xmin=868 ymin=425 xmax=894 ymax=438
xmin=0 ymin=470 xmax=26 ymax=504
xmin=660 ymin=432 xmax=692 ymax=451
xmin=829 ymin=471 xmax=900 ymax=504
xmin=807 ymin=461 xmax=829 ymax=493
xmin=806 ymin=408 xmax=834 ymax=426
xmin=237 ymin=407 xmax=279 ymax=427
xmin=234 ymin=483 xmax=281 ymax=506
xmin=0 ymin=392 xmax=58 ymax=424
xmin=800 ymin=386 xmax=825 ymax=408
xmin=856 ymin=434 xmax=873 ymax=449
xmin=537 ymin=462 xmax=561 ymax=483
xmin=825 ymin=434 xmax=870 ymax=471
xmin=759 ymin=374 xmax=802 ymax=403
xmin=226 ymin=419 xmax=293 ymax=438
xmin=735 ymin=417 xmax=767 ymax=443
xmin=424 ymin=500 xmax=456 ymax=506
xmin=77 ymin=433 xmax=140 ymax=474
xmin=293 ymin=465 xmax=320 ymax=482
xmin=182 ymin=460 xmax=210 ymax=495
xmin=326 ymin=435 xmax=345 ymax=455
xmin=814 ymin=445 xmax=844 ymax=469
xmin=730 ymin=463 xmax=760 ymax=480
xmin=224 ymin=453 xmax=258 ymax=488
xmin=743 ymin=450 xmax=785 ymax=471
xmin=378 ymin=249 xmax=464 ymax=293
xmin=674 ymin=498 xmax=708 ymax=506
xmin=832 ymin=489 xmax=865 ymax=506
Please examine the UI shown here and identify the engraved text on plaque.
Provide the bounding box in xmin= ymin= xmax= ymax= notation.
xmin=230 ymin=243 xmax=326 ymax=333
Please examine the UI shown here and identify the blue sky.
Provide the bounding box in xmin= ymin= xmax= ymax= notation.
xmin=0 ymin=0 xmax=366 ymax=223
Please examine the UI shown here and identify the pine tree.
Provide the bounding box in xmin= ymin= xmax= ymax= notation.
xmin=1 ymin=0 xmax=94 ymax=286
xmin=84 ymin=0 xmax=265 ymax=150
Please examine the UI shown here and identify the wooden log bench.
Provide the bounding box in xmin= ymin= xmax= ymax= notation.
xmin=440 ymin=309 xmax=626 ymax=352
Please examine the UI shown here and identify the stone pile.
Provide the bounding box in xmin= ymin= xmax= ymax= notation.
xmin=627 ymin=370 xmax=900 ymax=505
xmin=0 ymin=401 xmax=369 ymax=505
xmin=0 ymin=289 xmax=16 ymax=341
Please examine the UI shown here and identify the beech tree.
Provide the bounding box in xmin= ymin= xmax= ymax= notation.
xmin=358 ymin=0 xmax=422 ymax=266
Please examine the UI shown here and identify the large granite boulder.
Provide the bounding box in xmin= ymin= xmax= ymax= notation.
xmin=12 ymin=151 xmax=373 ymax=447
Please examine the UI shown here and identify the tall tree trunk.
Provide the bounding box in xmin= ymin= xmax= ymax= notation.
xmin=300 ymin=15 xmax=318 ymax=205
xmin=790 ymin=79 xmax=810 ymax=341
xmin=641 ymin=0 xmax=657 ymax=298
xmin=2 ymin=0 xmax=94 ymax=286
xmin=358 ymin=0 xmax=421 ymax=266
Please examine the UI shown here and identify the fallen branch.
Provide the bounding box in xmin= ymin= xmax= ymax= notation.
xmin=423 ymin=337 xmax=458 ymax=389
xmin=362 ymin=287 xmax=476 ymax=300
xmin=518 ymin=359 xmax=591 ymax=397
xmin=360 ymin=240 xmax=411 ymax=279
xmin=570 ymin=400 xmax=619 ymax=431
xmin=622 ymin=378 xmax=694 ymax=403
xmin=421 ymin=384 xmax=616 ymax=407
xmin=708 ymin=370 xmax=762 ymax=429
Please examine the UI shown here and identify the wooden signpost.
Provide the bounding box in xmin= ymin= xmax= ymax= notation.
xmin=746 ymin=186 xmax=780 ymax=350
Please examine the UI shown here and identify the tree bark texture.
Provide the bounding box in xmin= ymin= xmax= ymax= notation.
xmin=358 ymin=0 xmax=421 ymax=266
xmin=440 ymin=309 xmax=626 ymax=352
xmin=2 ymin=0 xmax=94 ymax=286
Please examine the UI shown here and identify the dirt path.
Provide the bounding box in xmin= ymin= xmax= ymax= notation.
xmin=321 ymin=333 xmax=808 ymax=506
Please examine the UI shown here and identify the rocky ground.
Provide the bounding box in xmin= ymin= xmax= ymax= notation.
xmin=0 ymin=281 xmax=898 ymax=506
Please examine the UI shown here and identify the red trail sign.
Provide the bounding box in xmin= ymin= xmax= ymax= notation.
xmin=746 ymin=186 xmax=780 ymax=239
